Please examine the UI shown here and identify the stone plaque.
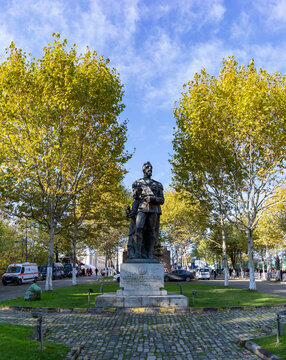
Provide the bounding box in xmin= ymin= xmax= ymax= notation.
xmin=117 ymin=263 xmax=166 ymax=296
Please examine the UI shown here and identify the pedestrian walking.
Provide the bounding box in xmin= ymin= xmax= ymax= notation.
xmin=95 ymin=267 xmax=98 ymax=276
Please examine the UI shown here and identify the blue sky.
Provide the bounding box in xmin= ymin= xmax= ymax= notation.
xmin=1 ymin=0 xmax=286 ymax=190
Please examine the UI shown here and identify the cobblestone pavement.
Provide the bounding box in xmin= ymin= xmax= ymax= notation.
xmin=0 ymin=307 xmax=280 ymax=360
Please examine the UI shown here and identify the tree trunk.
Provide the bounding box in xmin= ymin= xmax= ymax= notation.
xmin=175 ymin=246 xmax=179 ymax=268
xmin=72 ymin=233 xmax=77 ymax=286
xmin=221 ymin=218 xmax=228 ymax=286
xmin=45 ymin=220 xmax=55 ymax=291
xmin=230 ymin=255 xmax=236 ymax=273
xmin=247 ymin=228 xmax=256 ymax=290
xmin=105 ymin=247 xmax=108 ymax=276
xmin=116 ymin=244 xmax=119 ymax=273
xmin=171 ymin=247 xmax=174 ymax=267
xmin=239 ymin=257 xmax=243 ymax=279
xmin=55 ymin=246 xmax=59 ymax=262
xmin=266 ymin=246 xmax=271 ymax=281
xmin=261 ymin=254 xmax=266 ymax=280
xmin=275 ymin=255 xmax=281 ymax=281
xmin=182 ymin=248 xmax=187 ymax=269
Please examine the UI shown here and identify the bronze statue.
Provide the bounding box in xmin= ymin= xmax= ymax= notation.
xmin=127 ymin=162 xmax=164 ymax=261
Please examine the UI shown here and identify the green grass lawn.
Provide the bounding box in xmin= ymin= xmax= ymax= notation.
xmin=0 ymin=284 xmax=117 ymax=308
xmin=169 ymin=283 xmax=286 ymax=308
xmin=253 ymin=324 xmax=286 ymax=359
xmin=1 ymin=283 xmax=286 ymax=309
xmin=0 ymin=323 xmax=69 ymax=360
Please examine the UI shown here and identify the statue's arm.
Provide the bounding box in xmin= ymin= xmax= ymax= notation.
xmin=155 ymin=184 xmax=164 ymax=205
xmin=148 ymin=183 xmax=164 ymax=205
xmin=128 ymin=182 xmax=139 ymax=217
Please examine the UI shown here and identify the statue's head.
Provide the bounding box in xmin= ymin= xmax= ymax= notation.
xmin=142 ymin=161 xmax=152 ymax=177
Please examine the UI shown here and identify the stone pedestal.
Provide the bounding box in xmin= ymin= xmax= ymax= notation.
xmin=94 ymin=262 xmax=189 ymax=309
xmin=117 ymin=263 xmax=166 ymax=296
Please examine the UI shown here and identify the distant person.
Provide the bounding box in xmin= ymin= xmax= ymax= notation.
xmin=213 ymin=269 xmax=217 ymax=279
xmin=95 ymin=268 xmax=98 ymax=276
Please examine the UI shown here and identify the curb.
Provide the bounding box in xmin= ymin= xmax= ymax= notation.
xmin=245 ymin=340 xmax=283 ymax=360
xmin=1 ymin=303 xmax=286 ymax=314
xmin=64 ymin=346 xmax=82 ymax=360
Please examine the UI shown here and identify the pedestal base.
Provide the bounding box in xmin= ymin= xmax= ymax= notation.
xmin=94 ymin=293 xmax=189 ymax=308
xmin=94 ymin=262 xmax=189 ymax=309
xmin=119 ymin=262 xmax=164 ymax=296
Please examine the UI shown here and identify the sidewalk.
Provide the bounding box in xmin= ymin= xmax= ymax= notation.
xmin=0 ymin=306 xmax=280 ymax=359
xmin=198 ymin=278 xmax=286 ymax=298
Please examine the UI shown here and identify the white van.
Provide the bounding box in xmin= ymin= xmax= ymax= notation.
xmin=196 ymin=267 xmax=211 ymax=280
xmin=2 ymin=263 xmax=39 ymax=286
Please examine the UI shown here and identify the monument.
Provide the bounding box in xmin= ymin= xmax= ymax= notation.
xmin=95 ymin=162 xmax=188 ymax=309
xmin=126 ymin=161 xmax=163 ymax=261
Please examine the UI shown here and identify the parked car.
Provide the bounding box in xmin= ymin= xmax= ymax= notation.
xmin=41 ymin=262 xmax=65 ymax=280
xmin=64 ymin=264 xmax=79 ymax=278
xmin=196 ymin=267 xmax=210 ymax=280
xmin=164 ymin=269 xmax=195 ymax=282
xmin=114 ymin=273 xmax=120 ymax=282
xmin=2 ymin=263 xmax=38 ymax=286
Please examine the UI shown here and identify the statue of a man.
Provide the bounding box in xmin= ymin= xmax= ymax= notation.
xmin=127 ymin=162 xmax=164 ymax=260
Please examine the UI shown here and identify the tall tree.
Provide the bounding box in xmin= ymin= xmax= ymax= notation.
xmin=88 ymin=182 xmax=130 ymax=272
xmin=0 ymin=34 xmax=130 ymax=290
xmin=208 ymin=223 xmax=247 ymax=271
xmin=160 ymin=189 xmax=208 ymax=268
xmin=172 ymin=57 xmax=286 ymax=290
xmin=0 ymin=219 xmax=23 ymax=272
xmin=255 ymin=186 xmax=286 ymax=278
xmin=171 ymin=65 xmax=240 ymax=285
xmin=60 ymin=181 xmax=129 ymax=284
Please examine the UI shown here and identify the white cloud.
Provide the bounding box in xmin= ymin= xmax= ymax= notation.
xmin=3 ymin=0 xmax=286 ymax=117
xmin=158 ymin=126 xmax=174 ymax=141
xmin=0 ymin=24 xmax=13 ymax=50
xmin=0 ymin=0 xmax=71 ymax=53
xmin=206 ymin=2 xmax=225 ymax=23
xmin=141 ymin=39 xmax=240 ymax=111
xmin=231 ymin=12 xmax=253 ymax=40
xmin=248 ymin=43 xmax=286 ymax=73
xmin=174 ymin=0 xmax=225 ymax=32
xmin=254 ymin=0 xmax=286 ymax=30
xmin=270 ymin=0 xmax=286 ymax=21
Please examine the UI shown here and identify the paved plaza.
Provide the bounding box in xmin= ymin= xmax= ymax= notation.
xmin=0 ymin=306 xmax=281 ymax=360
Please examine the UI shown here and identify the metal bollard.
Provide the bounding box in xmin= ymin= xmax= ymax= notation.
xmin=88 ymin=289 xmax=94 ymax=307
xmin=100 ymin=283 xmax=104 ymax=294
xmin=176 ymin=283 xmax=183 ymax=295
xmin=276 ymin=314 xmax=283 ymax=343
xmin=192 ymin=290 xmax=197 ymax=306
xmin=32 ymin=312 xmax=43 ymax=349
